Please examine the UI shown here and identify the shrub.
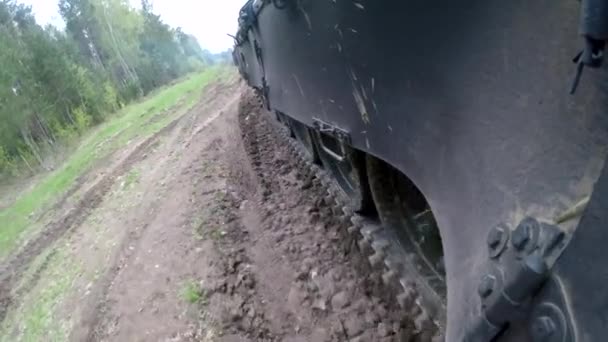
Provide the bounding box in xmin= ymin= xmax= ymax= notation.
xmin=0 ymin=146 xmax=14 ymax=176
xmin=72 ymin=106 xmax=92 ymax=133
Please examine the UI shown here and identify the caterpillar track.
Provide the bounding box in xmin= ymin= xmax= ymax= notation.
xmin=239 ymin=92 xmax=443 ymax=342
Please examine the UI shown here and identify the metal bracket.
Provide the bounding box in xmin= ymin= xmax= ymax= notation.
xmin=312 ymin=118 xmax=351 ymax=143
xmin=569 ymin=0 xmax=608 ymax=93
xmin=311 ymin=118 xmax=351 ymax=162
xmin=261 ymin=77 xmax=270 ymax=110
xmin=465 ymin=218 xmax=574 ymax=341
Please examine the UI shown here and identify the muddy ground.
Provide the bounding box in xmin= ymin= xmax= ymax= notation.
xmin=0 ymin=76 xmax=430 ymax=341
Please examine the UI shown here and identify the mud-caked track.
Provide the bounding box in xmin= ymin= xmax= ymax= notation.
xmin=234 ymin=89 xmax=441 ymax=341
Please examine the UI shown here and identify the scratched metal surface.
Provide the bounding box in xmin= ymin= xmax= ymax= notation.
xmin=237 ymin=0 xmax=608 ymax=340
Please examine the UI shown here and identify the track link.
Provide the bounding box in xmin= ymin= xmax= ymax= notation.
xmin=239 ymin=93 xmax=444 ymax=341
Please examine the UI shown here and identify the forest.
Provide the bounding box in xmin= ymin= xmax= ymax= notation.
xmin=0 ymin=0 xmax=227 ymax=178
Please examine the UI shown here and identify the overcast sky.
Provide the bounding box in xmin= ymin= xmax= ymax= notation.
xmin=18 ymin=0 xmax=245 ymax=53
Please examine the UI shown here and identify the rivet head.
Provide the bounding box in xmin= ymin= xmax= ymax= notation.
xmin=512 ymin=217 xmax=538 ymax=251
xmin=531 ymin=316 xmax=556 ymax=339
xmin=478 ymin=275 xmax=496 ymax=298
xmin=487 ymin=224 xmax=509 ymax=258
xmin=487 ymin=227 xmax=503 ymax=249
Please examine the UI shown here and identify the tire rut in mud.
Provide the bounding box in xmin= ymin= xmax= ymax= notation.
xmin=203 ymin=190 xmax=278 ymax=341
xmin=235 ymin=90 xmax=441 ymax=341
xmin=0 ymin=117 xmax=182 ymax=324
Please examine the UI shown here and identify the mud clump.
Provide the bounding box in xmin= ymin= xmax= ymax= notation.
xmin=200 ymin=190 xmax=276 ymax=341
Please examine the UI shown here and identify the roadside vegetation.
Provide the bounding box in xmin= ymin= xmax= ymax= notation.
xmin=0 ymin=0 xmax=239 ymax=340
xmin=0 ymin=0 xmax=234 ymax=257
xmin=0 ymin=66 xmax=233 ymax=341
xmin=0 ymin=0 xmax=231 ymax=179
xmin=0 ymin=66 xmax=233 ymax=259
xmin=0 ymin=246 xmax=79 ymax=342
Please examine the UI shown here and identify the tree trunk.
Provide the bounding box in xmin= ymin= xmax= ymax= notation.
xmin=102 ymin=3 xmax=143 ymax=96
xmin=19 ymin=152 xmax=35 ymax=174
xmin=20 ymin=126 xmax=45 ymax=169
xmin=34 ymin=113 xmax=55 ymax=146
xmin=64 ymin=103 xmax=77 ymax=126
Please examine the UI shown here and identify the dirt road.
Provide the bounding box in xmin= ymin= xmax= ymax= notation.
xmin=0 ymin=76 xmax=425 ymax=341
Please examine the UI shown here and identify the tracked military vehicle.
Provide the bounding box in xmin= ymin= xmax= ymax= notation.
xmin=233 ymin=0 xmax=608 ymax=340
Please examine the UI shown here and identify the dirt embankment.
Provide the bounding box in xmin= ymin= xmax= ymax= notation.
xmin=1 ymin=79 xmax=430 ymax=342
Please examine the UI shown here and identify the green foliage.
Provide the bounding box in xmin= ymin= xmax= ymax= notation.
xmin=0 ymin=67 xmax=227 ymax=259
xmin=103 ymin=82 xmax=120 ymax=112
xmin=186 ymin=56 xmax=206 ymax=72
xmin=72 ymin=106 xmax=93 ymax=132
xmin=180 ymin=280 xmax=205 ymax=304
xmin=48 ymin=118 xmax=77 ymax=142
xmin=0 ymin=146 xmax=15 ymax=176
xmin=0 ymin=0 xmax=210 ymax=176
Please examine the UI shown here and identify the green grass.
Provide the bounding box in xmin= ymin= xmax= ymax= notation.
xmin=0 ymin=247 xmax=80 ymax=342
xmin=122 ymin=169 xmax=141 ymax=189
xmin=11 ymin=247 xmax=56 ymax=296
xmin=180 ymin=280 xmax=205 ymax=304
xmin=0 ymin=66 xmax=233 ymax=259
